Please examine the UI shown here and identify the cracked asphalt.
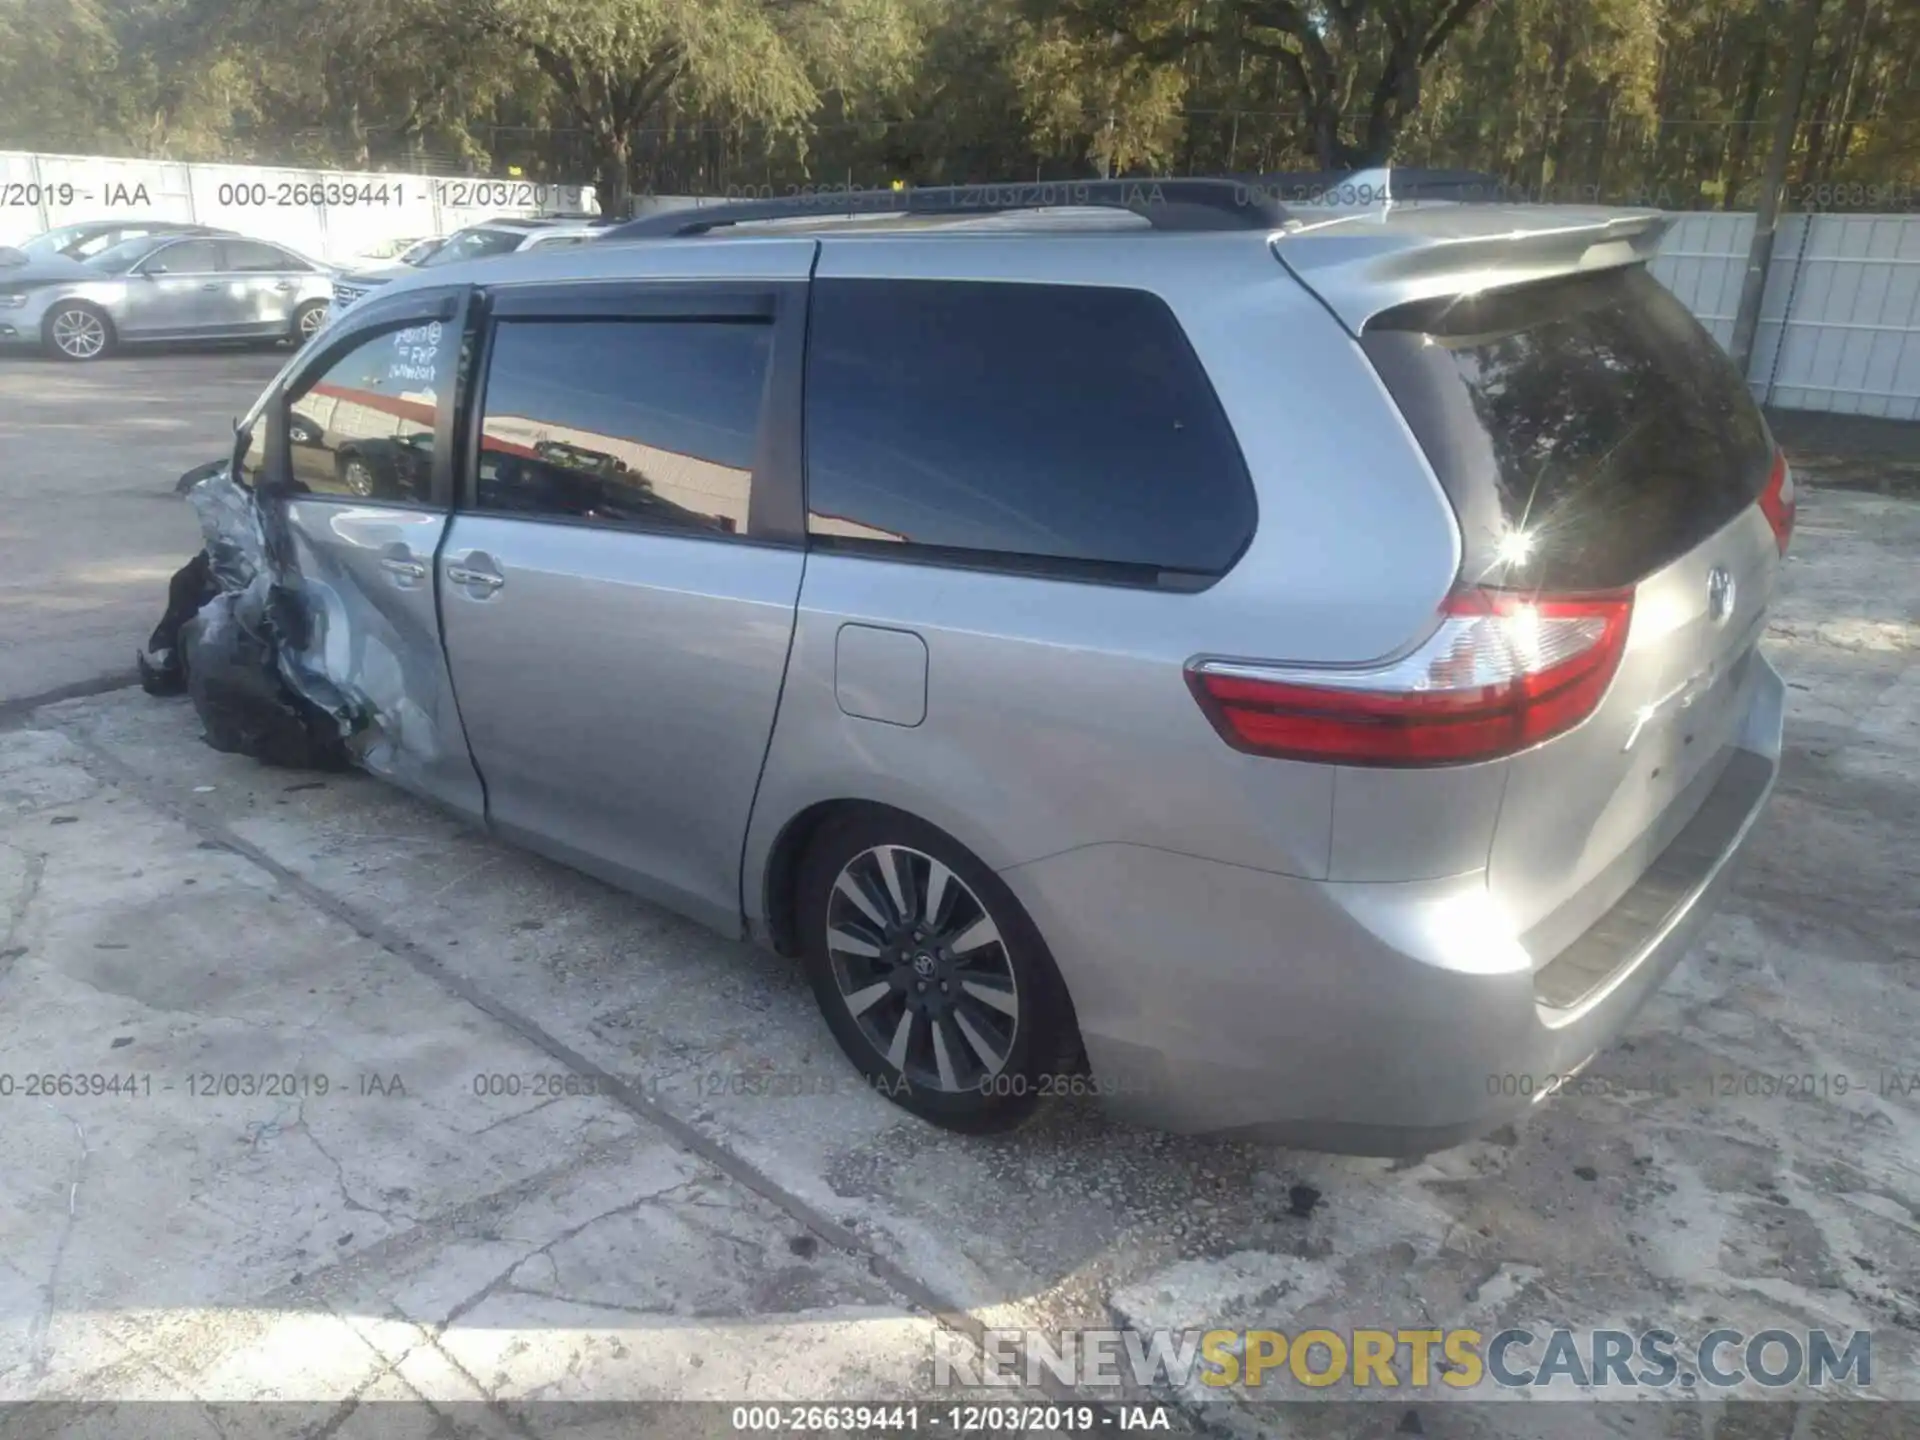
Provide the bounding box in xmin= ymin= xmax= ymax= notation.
xmin=1 ymin=354 xmax=1918 ymax=1438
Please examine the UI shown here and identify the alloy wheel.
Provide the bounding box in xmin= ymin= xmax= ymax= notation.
xmin=298 ymin=304 xmax=325 ymax=340
xmin=52 ymin=309 xmax=106 ymax=359
xmin=824 ymin=844 xmax=1020 ymax=1093
xmin=342 ymin=458 xmax=376 ymax=497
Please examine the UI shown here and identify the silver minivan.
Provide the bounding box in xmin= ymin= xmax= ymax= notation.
xmin=211 ymin=177 xmax=1791 ymax=1153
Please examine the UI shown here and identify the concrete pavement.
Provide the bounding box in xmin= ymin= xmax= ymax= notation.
xmin=0 ymin=350 xmax=283 ymax=709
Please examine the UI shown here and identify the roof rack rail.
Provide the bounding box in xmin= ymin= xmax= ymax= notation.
xmin=598 ymin=169 xmax=1508 ymax=242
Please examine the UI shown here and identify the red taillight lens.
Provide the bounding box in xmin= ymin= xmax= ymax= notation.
xmin=1187 ymin=587 xmax=1634 ymax=767
xmin=1758 ymin=448 xmax=1795 ymax=555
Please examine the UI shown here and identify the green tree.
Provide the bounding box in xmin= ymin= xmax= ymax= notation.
xmin=446 ymin=0 xmax=918 ymax=212
xmin=1037 ymin=0 xmax=1494 ymax=169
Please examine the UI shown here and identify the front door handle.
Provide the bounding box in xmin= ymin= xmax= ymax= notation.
xmin=446 ymin=567 xmax=505 ymax=590
xmin=445 ymin=553 xmax=506 ymax=592
xmin=201 ymin=282 xmax=221 ymax=291
xmin=272 ymin=281 xmax=295 ymax=292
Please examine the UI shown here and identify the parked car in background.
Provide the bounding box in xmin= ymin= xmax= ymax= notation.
xmin=12 ymin=219 xmax=230 ymax=263
xmin=394 ymin=235 xmax=446 ymax=266
xmin=1 ymin=231 xmax=335 ymax=360
xmin=346 ymin=234 xmax=444 ymax=269
xmin=328 ymin=215 xmax=608 ymax=315
xmin=208 ymin=176 xmax=1791 ymax=1150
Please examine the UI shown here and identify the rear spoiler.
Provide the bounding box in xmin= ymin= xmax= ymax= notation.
xmin=1271 ymin=207 xmax=1671 ymax=336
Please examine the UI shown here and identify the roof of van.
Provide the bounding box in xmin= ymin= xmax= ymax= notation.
xmin=355 ymin=176 xmax=1672 ymax=338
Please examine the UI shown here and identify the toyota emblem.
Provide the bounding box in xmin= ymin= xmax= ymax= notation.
xmin=1706 ymin=566 xmax=1736 ymax=625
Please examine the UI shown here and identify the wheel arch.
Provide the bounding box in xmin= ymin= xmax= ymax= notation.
xmin=753 ymin=794 xmax=1018 ymax=958
xmin=765 ymin=795 xmax=1089 ymax=1084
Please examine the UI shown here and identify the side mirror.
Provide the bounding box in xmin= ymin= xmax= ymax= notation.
xmin=231 ymin=423 xmax=255 ymax=489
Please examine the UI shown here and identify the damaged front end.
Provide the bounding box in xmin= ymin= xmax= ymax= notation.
xmin=142 ymin=463 xmax=376 ymax=772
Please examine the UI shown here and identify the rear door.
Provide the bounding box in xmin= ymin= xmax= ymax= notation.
xmin=257 ymin=283 xmax=486 ymax=817
xmin=220 ymin=239 xmax=310 ymax=336
xmin=1360 ymin=265 xmax=1783 ymax=945
xmin=437 ymin=275 xmax=810 ymax=935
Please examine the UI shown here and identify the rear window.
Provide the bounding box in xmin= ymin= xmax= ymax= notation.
xmin=1362 ymin=266 xmax=1772 ymax=591
xmin=804 ymin=278 xmax=1256 ymax=587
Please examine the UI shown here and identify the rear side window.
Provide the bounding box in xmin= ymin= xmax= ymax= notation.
xmin=225 ymin=240 xmax=305 ymax=272
xmin=1362 ymin=266 xmax=1772 ymax=592
xmin=145 ymin=239 xmax=223 ymax=274
xmin=473 ymin=319 xmax=769 ymax=538
xmin=804 ymin=279 xmax=1255 ymax=586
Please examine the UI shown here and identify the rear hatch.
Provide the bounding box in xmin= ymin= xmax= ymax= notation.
xmin=1304 ymin=232 xmax=1785 ymax=952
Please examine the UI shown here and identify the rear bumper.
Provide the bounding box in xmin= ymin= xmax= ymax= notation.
xmin=999 ymin=656 xmax=1785 ymax=1155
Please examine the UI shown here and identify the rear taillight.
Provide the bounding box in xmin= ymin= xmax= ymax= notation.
xmin=1186 ymin=586 xmax=1634 ymax=767
xmin=1758 ymin=448 xmax=1795 ymax=555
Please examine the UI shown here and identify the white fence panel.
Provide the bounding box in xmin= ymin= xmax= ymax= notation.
xmin=1647 ymin=209 xmax=1920 ymax=419
xmin=1750 ymin=213 xmax=1920 ymax=420
xmin=0 ymin=151 xmax=593 ymax=264
xmin=1648 ymin=211 xmax=1753 ymax=350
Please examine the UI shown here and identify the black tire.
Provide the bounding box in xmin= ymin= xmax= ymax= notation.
xmin=290 ymin=300 xmax=328 ymax=346
xmin=42 ymin=301 xmax=114 ymax=362
xmin=797 ymin=807 xmax=1079 ymax=1134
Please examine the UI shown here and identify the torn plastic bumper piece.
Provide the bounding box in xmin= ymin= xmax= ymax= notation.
xmin=156 ymin=464 xmax=377 ymax=770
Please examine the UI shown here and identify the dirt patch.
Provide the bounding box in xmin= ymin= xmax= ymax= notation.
xmin=1766 ymin=407 xmax=1920 ymax=497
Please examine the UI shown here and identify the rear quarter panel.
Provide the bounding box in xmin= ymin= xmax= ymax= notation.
xmin=745 ymin=234 xmax=1468 ymax=923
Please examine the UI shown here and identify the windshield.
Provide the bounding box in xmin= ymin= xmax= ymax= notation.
xmin=86 ymin=235 xmax=166 ymax=274
xmin=18 ymin=225 xmax=94 ymax=259
xmin=418 ymin=228 xmax=524 ymax=267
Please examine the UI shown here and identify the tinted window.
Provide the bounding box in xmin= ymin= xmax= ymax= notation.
xmin=143 ymin=239 xmax=223 ymax=274
xmin=474 ymin=319 xmax=768 ymax=536
xmin=285 ymin=319 xmax=454 ymax=501
xmin=1363 ymin=266 xmax=1773 ymax=591
xmin=226 ymin=240 xmax=304 ymax=272
xmin=804 ymin=279 xmax=1255 ymax=583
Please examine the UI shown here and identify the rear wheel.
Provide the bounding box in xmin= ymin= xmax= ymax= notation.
xmin=797 ymin=808 xmax=1077 ymax=1133
xmin=43 ymin=302 xmax=113 ymax=362
xmin=291 ymin=300 xmax=327 ymax=345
